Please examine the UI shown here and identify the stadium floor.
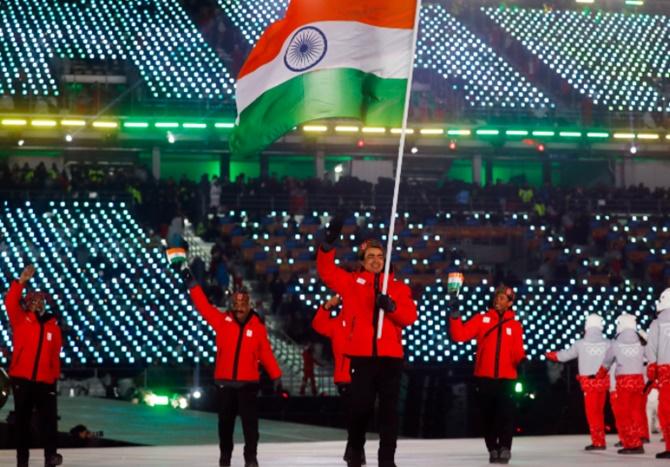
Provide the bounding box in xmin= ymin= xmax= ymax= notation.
xmin=0 ymin=436 xmax=665 ymax=466
xmin=0 ymin=398 xmax=665 ymax=465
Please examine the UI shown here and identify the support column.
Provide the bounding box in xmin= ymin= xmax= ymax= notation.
xmin=472 ymin=154 xmax=482 ymax=186
xmin=542 ymin=157 xmax=551 ymax=186
xmin=484 ymin=157 xmax=493 ymax=186
xmin=615 ymin=157 xmax=630 ymax=188
xmin=220 ymin=153 xmax=230 ymax=181
xmin=151 ymin=146 xmax=161 ymax=180
xmin=314 ymin=149 xmax=325 ymax=179
xmin=260 ymin=153 xmax=269 ymax=179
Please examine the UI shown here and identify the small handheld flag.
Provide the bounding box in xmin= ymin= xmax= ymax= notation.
xmin=447 ymin=272 xmax=464 ymax=295
xmin=166 ymin=247 xmax=187 ymax=266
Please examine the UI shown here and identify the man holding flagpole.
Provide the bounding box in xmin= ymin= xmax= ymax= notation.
xmin=231 ymin=0 xmax=422 ymax=463
xmin=317 ymin=229 xmax=417 ymax=467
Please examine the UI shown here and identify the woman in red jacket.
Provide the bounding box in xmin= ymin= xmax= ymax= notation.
xmin=312 ymin=294 xmax=366 ymax=465
xmin=317 ymin=219 xmax=417 ymax=467
xmin=183 ymin=270 xmax=281 ymax=467
xmin=5 ymin=265 xmax=63 ymax=467
xmin=450 ymin=284 xmax=525 ymax=465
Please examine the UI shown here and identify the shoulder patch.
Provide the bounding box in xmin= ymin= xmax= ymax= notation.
xmin=356 ymin=277 xmax=366 ymax=285
xmin=482 ymin=316 xmax=491 ymax=324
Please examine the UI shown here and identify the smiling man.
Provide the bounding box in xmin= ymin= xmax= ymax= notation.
xmin=5 ymin=265 xmax=63 ymax=467
xmin=450 ymin=284 xmax=526 ymax=465
xmin=182 ymin=270 xmax=281 ymax=467
xmin=316 ymin=218 xmax=417 ymax=467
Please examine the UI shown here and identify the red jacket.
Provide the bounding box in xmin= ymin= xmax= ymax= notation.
xmin=312 ymin=305 xmax=351 ymax=384
xmin=450 ymin=308 xmax=525 ymax=380
xmin=5 ymin=281 xmax=62 ymax=384
xmin=189 ymin=286 xmax=281 ymax=382
xmin=316 ymin=248 xmax=417 ymax=358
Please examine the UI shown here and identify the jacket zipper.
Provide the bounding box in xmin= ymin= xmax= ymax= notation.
xmin=231 ymin=317 xmax=249 ymax=380
xmin=372 ymin=273 xmax=380 ymax=357
xmin=493 ymin=313 xmax=504 ymax=379
xmin=32 ymin=321 xmax=46 ymax=381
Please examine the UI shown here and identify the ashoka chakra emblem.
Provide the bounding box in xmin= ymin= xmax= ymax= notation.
xmin=284 ymin=26 xmax=328 ymax=72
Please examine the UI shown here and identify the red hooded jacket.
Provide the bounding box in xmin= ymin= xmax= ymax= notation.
xmin=5 ymin=281 xmax=62 ymax=384
xmin=189 ymin=285 xmax=281 ymax=382
xmin=312 ymin=305 xmax=351 ymax=384
xmin=316 ymin=248 xmax=417 ymax=358
xmin=450 ymin=308 xmax=525 ymax=379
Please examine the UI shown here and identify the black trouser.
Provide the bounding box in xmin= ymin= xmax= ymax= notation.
xmin=11 ymin=377 xmax=58 ymax=464
xmin=337 ymin=383 xmax=354 ymax=456
xmin=349 ymin=357 xmax=403 ymax=464
xmin=217 ymin=384 xmax=259 ymax=461
xmin=475 ymin=377 xmax=517 ymax=452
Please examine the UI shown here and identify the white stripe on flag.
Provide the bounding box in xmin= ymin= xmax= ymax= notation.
xmin=236 ymin=21 xmax=413 ymax=115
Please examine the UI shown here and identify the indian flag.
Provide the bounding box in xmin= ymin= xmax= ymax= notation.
xmin=447 ymin=272 xmax=464 ymax=294
xmin=166 ymin=247 xmax=187 ymax=266
xmin=230 ymin=0 xmax=419 ymax=157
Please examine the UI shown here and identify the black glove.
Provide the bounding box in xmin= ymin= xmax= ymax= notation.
xmin=181 ymin=267 xmax=197 ymax=289
xmin=320 ymin=216 xmax=344 ymax=251
xmin=376 ymin=294 xmax=396 ymax=313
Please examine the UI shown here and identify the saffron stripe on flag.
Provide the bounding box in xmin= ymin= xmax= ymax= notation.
xmin=238 ymin=0 xmax=416 ymax=80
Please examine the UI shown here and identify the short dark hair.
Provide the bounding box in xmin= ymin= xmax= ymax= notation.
xmin=358 ymin=239 xmax=384 ymax=260
xmin=494 ymin=284 xmax=516 ymax=303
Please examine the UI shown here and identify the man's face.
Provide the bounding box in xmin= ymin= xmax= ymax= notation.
xmin=232 ymin=293 xmax=251 ymax=321
xmin=361 ymin=247 xmax=384 ymax=274
xmin=26 ymin=294 xmax=45 ymax=315
xmin=493 ymin=292 xmax=511 ymax=313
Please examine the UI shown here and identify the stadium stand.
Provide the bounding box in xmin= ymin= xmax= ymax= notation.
xmin=484 ymin=6 xmax=670 ymax=112
xmin=0 ymin=0 xmax=235 ymax=100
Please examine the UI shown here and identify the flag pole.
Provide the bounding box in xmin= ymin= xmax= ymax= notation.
xmin=378 ymin=0 xmax=422 ymax=339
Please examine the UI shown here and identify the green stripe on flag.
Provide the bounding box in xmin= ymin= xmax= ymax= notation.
xmin=230 ymin=68 xmax=407 ymax=157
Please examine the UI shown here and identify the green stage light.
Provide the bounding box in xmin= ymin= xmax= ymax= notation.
xmin=506 ymin=130 xmax=529 ymax=136
xmin=476 ymin=129 xmax=500 ymax=136
xmin=587 ymin=132 xmax=609 ymax=139
xmin=123 ymin=122 xmax=149 ymax=128
xmin=215 ymin=122 xmax=235 ymax=129
xmin=532 ymin=130 xmax=555 ymax=137
xmin=559 ymin=131 xmax=582 ymax=138
xmin=155 ymin=122 xmax=179 ymax=129
xmin=183 ymin=123 xmax=208 ymax=129
xmin=447 ymin=129 xmax=472 ymax=136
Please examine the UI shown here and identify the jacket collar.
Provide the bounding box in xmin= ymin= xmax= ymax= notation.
xmin=355 ymin=270 xmax=395 ymax=284
xmin=487 ymin=308 xmax=515 ymax=320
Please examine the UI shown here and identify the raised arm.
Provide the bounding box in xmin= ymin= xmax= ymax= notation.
xmin=449 ymin=313 xmax=482 ymax=342
xmin=316 ymin=248 xmax=353 ymax=295
xmin=181 ymin=268 xmax=225 ymax=329
xmin=5 ymin=265 xmax=36 ymax=328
